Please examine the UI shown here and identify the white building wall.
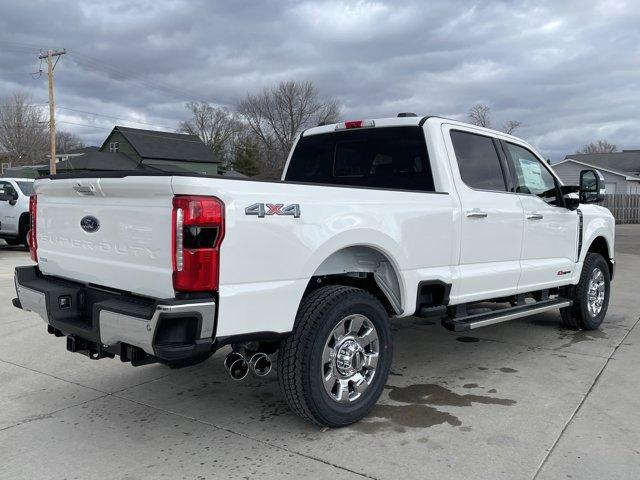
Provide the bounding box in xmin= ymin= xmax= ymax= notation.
xmin=552 ymin=160 xmax=637 ymax=194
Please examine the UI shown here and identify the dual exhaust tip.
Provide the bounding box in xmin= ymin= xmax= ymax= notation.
xmin=224 ymin=351 xmax=272 ymax=380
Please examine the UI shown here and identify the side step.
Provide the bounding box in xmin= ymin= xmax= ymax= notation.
xmin=442 ymin=298 xmax=572 ymax=332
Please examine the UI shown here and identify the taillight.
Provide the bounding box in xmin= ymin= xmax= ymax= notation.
xmin=172 ymin=195 xmax=225 ymax=292
xmin=28 ymin=195 xmax=37 ymax=262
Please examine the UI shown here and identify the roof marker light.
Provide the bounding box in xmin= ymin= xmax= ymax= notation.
xmin=335 ymin=119 xmax=375 ymax=130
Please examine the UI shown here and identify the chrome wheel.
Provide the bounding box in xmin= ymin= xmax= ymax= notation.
xmin=587 ymin=267 xmax=606 ymax=317
xmin=321 ymin=314 xmax=380 ymax=403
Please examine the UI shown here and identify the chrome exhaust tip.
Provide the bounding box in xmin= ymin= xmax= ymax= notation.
xmin=229 ymin=357 xmax=249 ymax=380
xmin=224 ymin=352 xmax=249 ymax=380
xmin=249 ymin=352 xmax=272 ymax=377
xmin=224 ymin=352 xmax=244 ymax=372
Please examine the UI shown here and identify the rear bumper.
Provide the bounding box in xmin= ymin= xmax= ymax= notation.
xmin=13 ymin=266 xmax=216 ymax=365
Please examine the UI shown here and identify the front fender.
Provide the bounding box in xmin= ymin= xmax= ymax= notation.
xmin=580 ymin=205 xmax=615 ymax=262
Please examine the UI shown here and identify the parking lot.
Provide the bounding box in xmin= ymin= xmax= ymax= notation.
xmin=1 ymin=226 xmax=639 ymax=480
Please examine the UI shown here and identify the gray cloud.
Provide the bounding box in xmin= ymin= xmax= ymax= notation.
xmin=0 ymin=0 xmax=638 ymax=159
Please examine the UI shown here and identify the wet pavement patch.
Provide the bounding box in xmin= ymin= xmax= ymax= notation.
xmin=456 ymin=337 xmax=480 ymax=343
xmin=365 ymin=404 xmax=462 ymax=429
xmin=353 ymin=383 xmax=516 ymax=433
xmin=557 ymin=328 xmax=608 ymax=349
xmin=386 ymin=384 xmax=516 ymax=408
xmin=530 ymin=316 xmax=610 ymax=349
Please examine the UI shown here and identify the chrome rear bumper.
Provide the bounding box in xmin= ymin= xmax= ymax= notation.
xmin=14 ymin=266 xmax=216 ymax=364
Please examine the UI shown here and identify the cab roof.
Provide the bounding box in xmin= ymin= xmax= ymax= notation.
xmin=301 ymin=115 xmax=524 ymax=143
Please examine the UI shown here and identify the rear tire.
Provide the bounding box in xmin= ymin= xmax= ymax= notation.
xmin=19 ymin=214 xmax=30 ymax=249
xmin=278 ymin=285 xmax=393 ymax=427
xmin=19 ymin=228 xmax=29 ymax=249
xmin=560 ymin=253 xmax=610 ymax=330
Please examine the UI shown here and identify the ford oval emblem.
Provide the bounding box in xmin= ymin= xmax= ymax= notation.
xmin=80 ymin=215 xmax=100 ymax=233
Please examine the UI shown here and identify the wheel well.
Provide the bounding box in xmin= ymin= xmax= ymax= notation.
xmin=586 ymin=236 xmax=613 ymax=278
xmin=307 ymin=246 xmax=402 ymax=315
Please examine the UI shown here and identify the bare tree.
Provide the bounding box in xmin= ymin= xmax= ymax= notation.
xmin=0 ymin=92 xmax=48 ymax=166
xmin=56 ymin=130 xmax=85 ymax=154
xmin=238 ymin=80 xmax=340 ymax=177
xmin=502 ymin=120 xmax=521 ymax=135
xmin=468 ymin=103 xmax=521 ymax=134
xmin=577 ymin=139 xmax=617 ymax=154
xmin=468 ymin=103 xmax=492 ymax=128
xmin=178 ymin=102 xmax=243 ymax=164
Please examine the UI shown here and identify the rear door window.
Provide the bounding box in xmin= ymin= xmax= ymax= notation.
xmin=285 ymin=126 xmax=434 ymax=191
xmin=450 ymin=130 xmax=507 ymax=191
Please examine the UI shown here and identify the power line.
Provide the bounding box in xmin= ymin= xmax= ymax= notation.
xmin=57 ymin=120 xmax=113 ymax=131
xmin=56 ymin=106 xmax=173 ymax=130
xmin=1 ymin=42 xmax=223 ymax=106
xmin=68 ymin=51 xmax=215 ymax=105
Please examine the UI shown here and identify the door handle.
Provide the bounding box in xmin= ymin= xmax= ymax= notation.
xmin=465 ymin=209 xmax=488 ymax=218
xmin=526 ymin=213 xmax=544 ymax=220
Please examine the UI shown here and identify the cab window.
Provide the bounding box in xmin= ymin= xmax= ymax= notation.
xmin=504 ymin=142 xmax=558 ymax=203
xmin=16 ymin=182 xmax=34 ymax=196
xmin=450 ymin=130 xmax=507 ymax=191
xmin=286 ymin=126 xmax=434 ymax=191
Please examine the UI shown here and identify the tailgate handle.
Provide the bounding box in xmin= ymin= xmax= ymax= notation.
xmin=73 ymin=184 xmax=96 ymax=196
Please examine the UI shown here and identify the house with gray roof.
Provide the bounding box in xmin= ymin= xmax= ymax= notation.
xmin=99 ymin=126 xmax=220 ymax=175
xmin=553 ymin=150 xmax=640 ymax=194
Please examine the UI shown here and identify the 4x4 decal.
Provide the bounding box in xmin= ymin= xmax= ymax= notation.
xmin=245 ymin=203 xmax=301 ymax=218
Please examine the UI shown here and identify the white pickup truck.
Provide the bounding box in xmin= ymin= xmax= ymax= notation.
xmin=13 ymin=115 xmax=614 ymax=427
xmin=0 ymin=177 xmax=34 ymax=247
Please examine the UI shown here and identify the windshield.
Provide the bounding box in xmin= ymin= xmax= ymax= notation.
xmin=16 ymin=181 xmax=35 ymax=195
xmin=285 ymin=126 xmax=434 ymax=191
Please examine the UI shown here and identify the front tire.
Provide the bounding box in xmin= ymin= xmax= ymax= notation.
xmin=560 ymin=253 xmax=610 ymax=330
xmin=278 ymin=285 xmax=393 ymax=427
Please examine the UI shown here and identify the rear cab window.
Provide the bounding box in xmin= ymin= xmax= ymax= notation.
xmin=285 ymin=126 xmax=435 ymax=191
xmin=450 ymin=130 xmax=507 ymax=192
xmin=16 ymin=181 xmax=34 ymax=196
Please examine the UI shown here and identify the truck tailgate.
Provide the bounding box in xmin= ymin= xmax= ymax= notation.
xmin=35 ymin=176 xmax=175 ymax=299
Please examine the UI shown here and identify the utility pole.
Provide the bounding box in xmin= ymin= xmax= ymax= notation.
xmin=38 ymin=49 xmax=66 ymax=175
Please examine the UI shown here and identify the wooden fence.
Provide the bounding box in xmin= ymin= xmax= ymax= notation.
xmin=601 ymin=194 xmax=640 ymax=224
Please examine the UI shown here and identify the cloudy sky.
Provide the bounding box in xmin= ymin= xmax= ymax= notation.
xmin=0 ymin=0 xmax=638 ymax=161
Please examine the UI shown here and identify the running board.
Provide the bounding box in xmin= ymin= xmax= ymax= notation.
xmin=442 ymin=298 xmax=572 ymax=332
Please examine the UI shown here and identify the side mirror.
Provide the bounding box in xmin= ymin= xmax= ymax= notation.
xmin=559 ymin=185 xmax=580 ymax=210
xmin=579 ymin=169 xmax=605 ymax=204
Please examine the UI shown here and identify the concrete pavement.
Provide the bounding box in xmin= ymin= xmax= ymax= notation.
xmin=0 ymin=227 xmax=639 ymax=479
